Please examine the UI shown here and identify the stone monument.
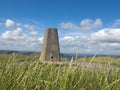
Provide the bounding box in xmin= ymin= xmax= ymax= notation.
xmin=40 ymin=28 xmax=61 ymax=61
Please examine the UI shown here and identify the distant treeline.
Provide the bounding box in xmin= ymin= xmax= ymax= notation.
xmin=0 ymin=50 xmax=40 ymax=55
xmin=0 ymin=50 xmax=120 ymax=59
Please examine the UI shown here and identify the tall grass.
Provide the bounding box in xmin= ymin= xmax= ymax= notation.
xmin=0 ymin=54 xmax=120 ymax=90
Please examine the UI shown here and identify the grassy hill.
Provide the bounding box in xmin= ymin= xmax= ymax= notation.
xmin=0 ymin=54 xmax=120 ymax=90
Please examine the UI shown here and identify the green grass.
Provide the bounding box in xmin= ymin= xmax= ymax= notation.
xmin=76 ymin=56 xmax=120 ymax=66
xmin=0 ymin=54 xmax=120 ymax=90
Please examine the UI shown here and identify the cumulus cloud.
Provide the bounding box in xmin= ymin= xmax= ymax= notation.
xmin=1 ymin=27 xmax=26 ymax=40
xmin=60 ymin=18 xmax=102 ymax=30
xmin=111 ymin=19 xmax=120 ymax=28
xmin=5 ymin=19 xmax=15 ymax=27
xmin=0 ymin=28 xmax=42 ymax=51
xmin=59 ymin=28 xmax=120 ymax=55
xmin=91 ymin=28 xmax=120 ymax=43
xmin=60 ymin=22 xmax=79 ymax=30
xmin=1 ymin=26 xmax=120 ymax=54
xmin=59 ymin=35 xmax=91 ymax=53
xmin=1 ymin=18 xmax=120 ymax=54
xmin=0 ymin=18 xmax=42 ymax=51
xmin=38 ymin=37 xmax=43 ymax=44
xmin=80 ymin=18 xmax=102 ymax=30
xmin=24 ymin=24 xmax=36 ymax=30
xmin=88 ymin=28 xmax=120 ymax=54
xmin=29 ymin=31 xmax=38 ymax=36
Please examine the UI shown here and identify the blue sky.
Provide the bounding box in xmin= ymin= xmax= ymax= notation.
xmin=0 ymin=0 xmax=120 ymax=55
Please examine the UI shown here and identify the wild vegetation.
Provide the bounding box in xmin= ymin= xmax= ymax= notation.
xmin=0 ymin=54 xmax=120 ymax=90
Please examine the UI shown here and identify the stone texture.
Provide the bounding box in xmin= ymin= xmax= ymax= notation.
xmin=40 ymin=28 xmax=60 ymax=61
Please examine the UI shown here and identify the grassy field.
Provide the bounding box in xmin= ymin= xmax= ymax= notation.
xmin=0 ymin=54 xmax=120 ymax=90
xmin=76 ymin=56 xmax=120 ymax=66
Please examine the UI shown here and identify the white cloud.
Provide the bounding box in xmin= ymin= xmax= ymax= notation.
xmin=91 ymin=28 xmax=120 ymax=43
xmin=29 ymin=31 xmax=38 ymax=36
xmin=1 ymin=18 xmax=120 ymax=55
xmin=111 ymin=19 xmax=120 ymax=28
xmin=0 ymin=29 xmax=42 ymax=51
xmin=59 ymin=35 xmax=91 ymax=53
xmin=1 ymin=27 xmax=26 ymax=40
xmin=89 ymin=28 xmax=120 ymax=54
xmin=0 ymin=18 xmax=43 ymax=51
xmin=60 ymin=18 xmax=102 ymax=30
xmin=1 ymin=27 xmax=120 ymax=54
xmin=60 ymin=22 xmax=79 ymax=30
xmin=80 ymin=18 xmax=102 ymax=30
xmin=38 ymin=37 xmax=43 ymax=44
xmin=16 ymin=23 xmax=22 ymax=27
xmin=59 ymin=28 xmax=120 ymax=55
xmin=5 ymin=19 xmax=15 ymax=27
xmin=24 ymin=24 xmax=36 ymax=30
xmin=61 ymin=36 xmax=75 ymax=41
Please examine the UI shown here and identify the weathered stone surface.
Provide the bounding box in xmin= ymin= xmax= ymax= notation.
xmin=40 ymin=28 xmax=60 ymax=61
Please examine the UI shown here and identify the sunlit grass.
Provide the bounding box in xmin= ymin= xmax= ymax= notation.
xmin=76 ymin=56 xmax=120 ymax=66
xmin=0 ymin=54 xmax=120 ymax=90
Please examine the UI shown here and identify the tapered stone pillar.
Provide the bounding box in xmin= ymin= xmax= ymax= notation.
xmin=40 ymin=28 xmax=60 ymax=61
